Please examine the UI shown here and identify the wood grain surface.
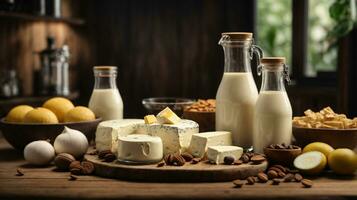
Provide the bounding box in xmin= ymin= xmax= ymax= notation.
xmin=0 ymin=136 xmax=356 ymax=200
xmin=84 ymin=153 xmax=267 ymax=182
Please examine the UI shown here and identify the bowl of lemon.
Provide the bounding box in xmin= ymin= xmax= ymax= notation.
xmin=0 ymin=97 xmax=101 ymax=150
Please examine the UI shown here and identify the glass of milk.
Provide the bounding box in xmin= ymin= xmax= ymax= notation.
xmin=89 ymin=66 xmax=124 ymax=120
xmin=216 ymin=32 xmax=263 ymax=151
xmin=253 ymin=57 xmax=292 ymax=153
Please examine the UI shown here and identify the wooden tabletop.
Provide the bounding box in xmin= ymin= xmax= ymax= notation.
xmin=0 ymin=137 xmax=356 ymax=200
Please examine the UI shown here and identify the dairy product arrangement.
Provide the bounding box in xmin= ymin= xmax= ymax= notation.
xmin=2 ymin=32 xmax=355 ymax=190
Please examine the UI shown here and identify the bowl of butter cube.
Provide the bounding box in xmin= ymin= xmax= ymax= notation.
xmin=292 ymin=106 xmax=357 ymax=149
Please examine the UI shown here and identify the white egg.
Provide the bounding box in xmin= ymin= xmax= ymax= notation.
xmin=24 ymin=140 xmax=55 ymax=166
xmin=54 ymin=126 xmax=88 ymax=158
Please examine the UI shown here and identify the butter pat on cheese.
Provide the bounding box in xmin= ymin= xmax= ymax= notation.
xmin=188 ymin=131 xmax=232 ymax=158
xmin=207 ymin=146 xmax=243 ymax=164
xmin=156 ymin=107 xmax=181 ymax=124
xmin=144 ymin=115 xmax=157 ymax=124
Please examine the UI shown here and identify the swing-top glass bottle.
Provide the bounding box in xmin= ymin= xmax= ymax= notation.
xmin=216 ymin=32 xmax=263 ymax=150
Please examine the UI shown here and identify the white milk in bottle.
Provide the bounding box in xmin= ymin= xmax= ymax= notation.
xmin=216 ymin=32 xmax=263 ymax=150
xmin=253 ymin=57 xmax=292 ymax=153
xmin=89 ymin=66 xmax=123 ymax=120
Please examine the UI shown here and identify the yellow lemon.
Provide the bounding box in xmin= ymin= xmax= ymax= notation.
xmin=294 ymin=151 xmax=327 ymax=175
xmin=43 ymin=97 xmax=74 ymax=122
xmin=328 ymin=148 xmax=357 ymax=175
xmin=24 ymin=107 xmax=59 ymax=124
xmin=64 ymin=106 xmax=95 ymax=122
xmin=303 ymin=142 xmax=334 ymax=159
xmin=6 ymin=105 xmax=34 ymax=123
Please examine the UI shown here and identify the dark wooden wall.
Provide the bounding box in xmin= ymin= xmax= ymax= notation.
xmin=1 ymin=0 xmax=351 ymax=118
xmin=77 ymin=0 xmax=256 ymax=117
xmin=0 ymin=0 xmax=88 ymax=96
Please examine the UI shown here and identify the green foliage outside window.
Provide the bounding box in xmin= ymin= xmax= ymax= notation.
xmin=257 ymin=0 xmax=356 ymax=77
xmin=257 ymin=0 xmax=292 ymax=67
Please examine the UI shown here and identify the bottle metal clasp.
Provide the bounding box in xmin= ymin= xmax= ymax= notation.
xmin=283 ymin=64 xmax=291 ymax=84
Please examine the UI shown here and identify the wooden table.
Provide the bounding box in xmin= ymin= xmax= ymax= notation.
xmin=0 ymin=137 xmax=356 ymax=200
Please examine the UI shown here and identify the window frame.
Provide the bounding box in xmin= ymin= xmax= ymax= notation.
xmin=293 ymin=0 xmax=338 ymax=86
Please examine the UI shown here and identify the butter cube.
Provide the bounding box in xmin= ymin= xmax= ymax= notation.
xmin=144 ymin=115 xmax=157 ymax=124
xmin=156 ymin=107 xmax=181 ymax=124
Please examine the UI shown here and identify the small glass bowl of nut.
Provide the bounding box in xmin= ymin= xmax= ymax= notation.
xmin=292 ymin=106 xmax=357 ymax=149
xmin=182 ymin=99 xmax=216 ymax=132
xmin=142 ymin=97 xmax=196 ymax=117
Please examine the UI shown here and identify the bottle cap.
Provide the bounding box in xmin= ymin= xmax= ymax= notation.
xmin=93 ymin=66 xmax=117 ymax=77
xmin=221 ymin=32 xmax=253 ymax=40
xmin=93 ymin=66 xmax=117 ymax=71
xmin=261 ymin=57 xmax=285 ymax=65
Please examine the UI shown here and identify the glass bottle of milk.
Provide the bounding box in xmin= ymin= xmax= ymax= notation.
xmin=89 ymin=66 xmax=123 ymax=120
xmin=253 ymin=57 xmax=292 ymax=153
xmin=216 ymin=32 xmax=263 ymax=150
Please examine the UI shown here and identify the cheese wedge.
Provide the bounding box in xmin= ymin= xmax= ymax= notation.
xmin=207 ymin=146 xmax=243 ymax=164
xmin=188 ymin=131 xmax=232 ymax=158
xmin=95 ymin=119 xmax=145 ymax=154
xmin=147 ymin=119 xmax=198 ymax=155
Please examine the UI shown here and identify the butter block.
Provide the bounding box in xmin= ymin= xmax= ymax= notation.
xmin=95 ymin=119 xmax=145 ymax=154
xmin=147 ymin=119 xmax=199 ymax=155
xmin=144 ymin=115 xmax=157 ymax=124
xmin=156 ymin=107 xmax=181 ymax=124
xmin=188 ymin=131 xmax=232 ymax=158
xmin=207 ymin=146 xmax=243 ymax=164
xmin=117 ymin=134 xmax=163 ymax=163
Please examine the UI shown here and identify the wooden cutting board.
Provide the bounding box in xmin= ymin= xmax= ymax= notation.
xmin=84 ymin=153 xmax=268 ymax=182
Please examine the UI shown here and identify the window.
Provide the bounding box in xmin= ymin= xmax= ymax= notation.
xmin=257 ymin=0 xmax=292 ymax=67
xmin=306 ymin=0 xmax=338 ymax=77
xmin=257 ymin=0 xmax=338 ymax=80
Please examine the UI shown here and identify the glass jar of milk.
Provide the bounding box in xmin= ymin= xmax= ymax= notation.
xmin=89 ymin=66 xmax=123 ymax=120
xmin=253 ymin=57 xmax=292 ymax=153
xmin=216 ymin=32 xmax=263 ymax=150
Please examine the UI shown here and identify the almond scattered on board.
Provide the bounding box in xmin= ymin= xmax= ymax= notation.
xmin=301 ymin=179 xmax=313 ymax=188
xmin=15 ymin=168 xmax=24 ymax=176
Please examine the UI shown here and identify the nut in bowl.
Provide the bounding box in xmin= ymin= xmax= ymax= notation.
xmin=292 ymin=107 xmax=357 ymax=149
xmin=263 ymin=144 xmax=302 ymax=167
xmin=182 ymin=99 xmax=216 ymax=132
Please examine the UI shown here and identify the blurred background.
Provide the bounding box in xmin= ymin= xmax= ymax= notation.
xmin=0 ymin=0 xmax=356 ymax=118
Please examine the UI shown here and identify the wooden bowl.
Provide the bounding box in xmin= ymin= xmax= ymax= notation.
xmin=183 ymin=110 xmax=215 ymax=132
xmin=263 ymin=147 xmax=302 ymax=167
xmin=0 ymin=118 xmax=102 ymax=151
xmin=293 ymin=126 xmax=357 ymax=149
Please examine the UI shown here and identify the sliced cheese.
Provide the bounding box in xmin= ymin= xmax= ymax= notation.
xmin=95 ymin=119 xmax=145 ymax=154
xmin=156 ymin=107 xmax=181 ymax=124
xmin=147 ymin=119 xmax=199 ymax=155
xmin=188 ymin=131 xmax=232 ymax=158
xmin=117 ymin=134 xmax=163 ymax=163
xmin=207 ymin=146 xmax=243 ymax=164
xmin=144 ymin=115 xmax=157 ymax=124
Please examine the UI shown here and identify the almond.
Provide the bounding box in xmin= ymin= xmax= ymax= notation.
xmin=301 ymin=179 xmax=313 ymax=188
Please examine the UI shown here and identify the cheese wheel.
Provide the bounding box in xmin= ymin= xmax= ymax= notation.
xmin=117 ymin=134 xmax=163 ymax=163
